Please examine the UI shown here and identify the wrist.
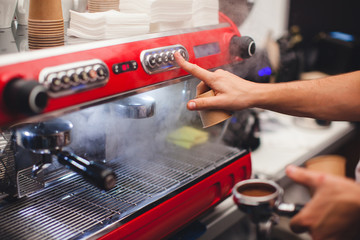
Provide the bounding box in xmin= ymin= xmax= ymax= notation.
xmin=250 ymin=82 xmax=275 ymax=109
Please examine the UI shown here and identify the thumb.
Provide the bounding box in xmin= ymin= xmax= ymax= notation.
xmin=187 ymin=95 xmax=228 ymax=111
xmin=286 ymin=165 xmax=326 ymax=189
xmin=290 ymin=210 xmax=311 ymax=234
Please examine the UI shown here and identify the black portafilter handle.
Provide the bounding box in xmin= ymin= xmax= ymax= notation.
xmin=275 ymin=202 xmax=304 ymax=217
xmin=57 ymin=151 xmax=117 ymax=191
xmin=3 ymin=78 xmax=48 ymax=115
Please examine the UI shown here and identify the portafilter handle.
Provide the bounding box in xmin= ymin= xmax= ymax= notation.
xmin=57 ymin=151 xmax=116 ymax=191
xmin=276 ymin=202 xmax=304 ymax=217
xmin=15 ymin=118 xmax=117 ymax=191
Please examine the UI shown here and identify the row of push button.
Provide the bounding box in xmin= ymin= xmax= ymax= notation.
xmin=141 ymin=45 xmax=189 ymax=74
xmin=39 ymin=59 xmax=109 ymax=97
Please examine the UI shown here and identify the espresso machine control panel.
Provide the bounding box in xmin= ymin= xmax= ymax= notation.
xmin=140 ymin=44 xmax=189 ymax=75
xmin=39 ymin=59 xmax=109 ymax=98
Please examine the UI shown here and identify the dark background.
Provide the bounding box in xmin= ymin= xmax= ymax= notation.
xmin=288 ymin=0 xmax=360 ymax=43
xmin=287 ymin=0 xmax=360 ymax=74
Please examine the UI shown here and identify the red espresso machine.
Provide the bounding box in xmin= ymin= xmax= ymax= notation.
xmin=0 ymin=13 xmax=254 ymax=239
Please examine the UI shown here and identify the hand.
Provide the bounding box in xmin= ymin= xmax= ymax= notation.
xmin=174 ymin=52 xmax=258 ymax=111
xmin=286 ymin=165 xmax=360 ymax=240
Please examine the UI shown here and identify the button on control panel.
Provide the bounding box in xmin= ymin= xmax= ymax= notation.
xmin=140 ymin=44 xmax=189 ymax=74
xmin=112 ymin=60 xmax=138 ymax=74
xmin=39 ymin=59 xmax=109 ymax=98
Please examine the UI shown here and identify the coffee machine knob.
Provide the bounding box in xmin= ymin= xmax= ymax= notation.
xmin=230 ymin=36 xmax=256 ymax=59
xmin=154 ymin=54 xmax=162 ymax=64
xmin=70 ymin=73 xmax=81 ymax=86
xmin=160 ymin=52 xmax=169 ymax=63
xmin=146 ymin=55 xmax=157 ymax=69
xmin=3 ymin=78 xmax=48 ymax=115
xmin=60 ymin=74 xmax=71 ymax=89
xmin=178 ymin=48 xmax=188 ymax=59
xmin=94 ymin=65 xmax=108 ymax=79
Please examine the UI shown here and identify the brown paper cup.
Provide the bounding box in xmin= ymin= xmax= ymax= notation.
xmin=29 ymin=0 xmax=63 ymax=20
xmin=88 ymin=0 xmax=119 ymax=13
xmin=197 ymin=90 xmax=232 ymax=128
xmin=305 ymin=155 xmax=346 ymax=177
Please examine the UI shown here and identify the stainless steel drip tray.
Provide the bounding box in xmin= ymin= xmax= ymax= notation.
xmin=0 ymin=142 xmax=245 ymax=240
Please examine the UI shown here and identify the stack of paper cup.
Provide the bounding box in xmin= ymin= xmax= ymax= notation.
xmin=28 ymin=0 xmax=65 ymax=49
xmin=88 ymin=0 xmax=119 ymax=13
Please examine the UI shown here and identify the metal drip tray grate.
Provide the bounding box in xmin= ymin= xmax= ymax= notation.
xmin=0 ymin=142 xmax=244 ymax=240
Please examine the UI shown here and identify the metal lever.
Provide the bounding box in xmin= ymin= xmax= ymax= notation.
xmin=276 ymin=202 xmax=304 ymax=217
xmin=57 ymin=151 xmax=116 ymax=191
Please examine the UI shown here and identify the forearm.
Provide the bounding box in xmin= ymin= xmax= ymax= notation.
xmin=253 ymin=71 xmax=360 ymax=121
xmin=175 ymin=53 xmax=360 ymax=121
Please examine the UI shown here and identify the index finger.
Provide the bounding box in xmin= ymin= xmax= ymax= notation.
xmin=174 ymin=52 xmax=214 ymax=84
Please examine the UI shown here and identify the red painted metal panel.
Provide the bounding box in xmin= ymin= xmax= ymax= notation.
xmin=99 ymin=152 xmax=251 ymax=240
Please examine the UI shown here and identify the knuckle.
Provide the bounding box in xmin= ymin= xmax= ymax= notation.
xmin=213 ymin=70 xmax=223 ymax=77
xmin=314 ymin=173 xmax=327 ymax=185
xmin=213 ymin=69 xmax=226 ymax=79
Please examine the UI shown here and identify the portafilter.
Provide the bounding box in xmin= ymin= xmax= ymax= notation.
xmin=15 ymin=118 xmax=117 ymax=190
xmin=233 ymin=179 xmax=303 ymax=240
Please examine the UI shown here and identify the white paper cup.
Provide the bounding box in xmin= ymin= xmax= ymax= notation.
xmin=62 ymin=0 xmax=73 ymax=22
xmin=0 ymin=0 xmax=18 ymax=28
xmin=73 ymin=0 xmax=87 ymax=12
xmin=16 ymin=0 xmax=29 ymax=25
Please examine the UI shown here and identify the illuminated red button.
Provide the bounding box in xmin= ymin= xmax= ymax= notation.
xmin=122 ymin=64 xmax=129 ymax=71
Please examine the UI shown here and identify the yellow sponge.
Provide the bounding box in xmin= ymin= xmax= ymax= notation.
xmin=167 ymin=126 xmax=209 ymax=149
